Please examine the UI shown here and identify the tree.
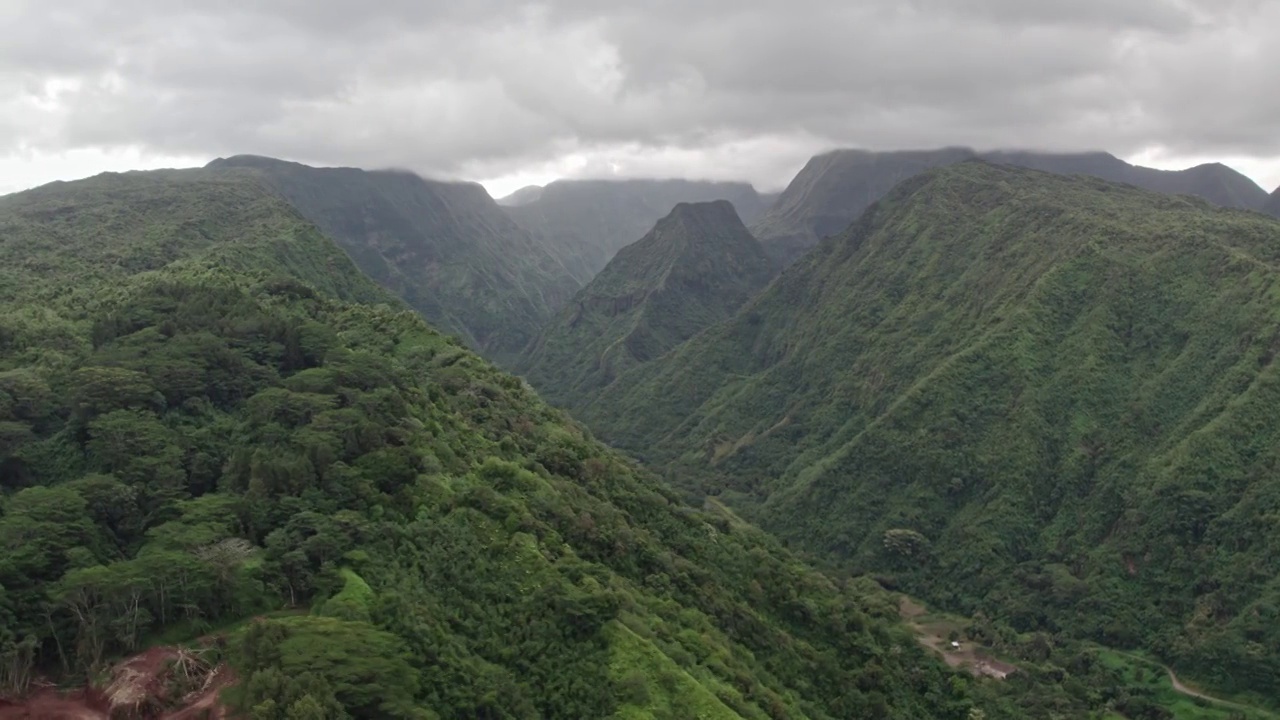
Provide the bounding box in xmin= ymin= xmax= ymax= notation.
xmin=881 ymin=528 xmax=930 ymax=560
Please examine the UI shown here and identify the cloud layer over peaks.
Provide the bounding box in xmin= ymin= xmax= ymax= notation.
xmin=2 ymin=0 xmax=1278 ymax=191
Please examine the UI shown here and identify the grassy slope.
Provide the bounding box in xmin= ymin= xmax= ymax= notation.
xmin=586 ymin=161 xmax=1280 ymax=700
xmin=516 ymin=201 xmax=777 ymax=408
xmin=0 ymin=171 xmax=973 ymax=718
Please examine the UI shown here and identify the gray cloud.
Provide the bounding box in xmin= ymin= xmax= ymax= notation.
xmin=2 ymin=0 xmax=1279 ymax=190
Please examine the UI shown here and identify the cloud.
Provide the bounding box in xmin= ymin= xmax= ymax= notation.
xmin=1 ymin=0 xmax=1278 ymax=192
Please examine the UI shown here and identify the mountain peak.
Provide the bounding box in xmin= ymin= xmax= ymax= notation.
xmin=660 ymin=198 xmax=741 ymax=230
xmin=502 ymin=178 xmax=772 ymax=279
xmin=515 ymin=198 xmax=775 ymax=407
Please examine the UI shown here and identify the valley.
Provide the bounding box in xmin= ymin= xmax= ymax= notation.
xmin=2 ymin=147 xmax=1279 ymax=719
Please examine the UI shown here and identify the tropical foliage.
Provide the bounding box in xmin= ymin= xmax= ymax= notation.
xmin=0 ymin=170 xmax=978 ymax=718
xmin=586 ymin=162 xmax=1280 ymax=708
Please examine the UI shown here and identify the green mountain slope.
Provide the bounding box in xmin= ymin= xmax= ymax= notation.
xmin=753 ymin=148 xmax=1271 ymax=266
xmin=0 ymin=171 xmax=979 ymax=718
xmin=205 ymin=155 xmax=582 ymax=363
xmin=516 ymin=201 xmax=776 ymax=409
xmin=586 ymin=161 xmax=1280 ymax=702
xmin=1266 ymin=187 xmax=1280 ymax=217
xmin=504 ymin=179 xmax=772 ymax=279
xmin=0 ymin=168 xmax=390 ymax=311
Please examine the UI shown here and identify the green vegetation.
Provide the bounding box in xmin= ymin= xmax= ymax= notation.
xmin=1094 ymin=649 xmax=1276 ymax=720
xmin=586 ymin=161 xmax=1280 ymax=707
xmin=504 ymin=178 xmax=773 ymax=279
xmin=1265 ymin=188 xmax=1280 ymax=218
xmin=0 ymin=170 xmax=981 ymax=718
xmin=206 ymin=155 xmax=582 ymax=363
xmin=517 ymin=201 xmax=777 ymax=408
xmin=751 ymin=148 xmax=1271 ymax=266
xmin=903 ymin=595 xmax=1277 ymax=720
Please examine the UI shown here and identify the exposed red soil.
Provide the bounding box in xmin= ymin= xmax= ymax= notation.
xmin=0 ymin=686 xmax=107 ymax=720
xmin=0 ymin=645 xmax=236 ymax=720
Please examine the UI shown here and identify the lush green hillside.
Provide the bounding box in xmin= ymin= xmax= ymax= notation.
xmin=1265 ymin=187 xmax=1280 ymax=218
xmin=0 ymin=169 xmax=391 ymax=312
xmin=504 ymin=179 xmax=772 ymax=279
xmin=517 ymin=201 xmax=776 ymax=409
xmin=753 ymin=148 xmax=1271 ymax=266
xmin=586 ymin=161 xmax=1280 ymax=705
xmin=0 ymin=171 xmax=988 ymax=719
xmin=205 ymin=155 xmax=582 ymax=364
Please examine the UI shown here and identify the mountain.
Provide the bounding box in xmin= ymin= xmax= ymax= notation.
xmin=0 ymin=170 xmax=980 ymax=718
xmin=585 ymin=161 xmax=1280 ymax=703
xmin=516 ymin=201 xmax=776 ymax=408
xmin=204 ymin=155 xmax=583 ymax=363
xmin=751 ymin=148 xmax=974 ymax=266
xmin=1266 ymin=186 xmax=1280 ymax=217
xmin=752 ymin=148 xmax=1272 ymax=266
xmin=987 ymin=151 xmax=1271 ymax=210
xmin=504 ymin=179 xmax=772 ymax=278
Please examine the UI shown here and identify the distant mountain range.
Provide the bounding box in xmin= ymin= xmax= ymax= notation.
xmin=500 ymin=179 xmax=774 ymax=278
xmin=206 ymin=155 xmax=582 ymax=363
xmin=515 ymin=200 xmax=775 ymax=408
xmin=750 ymin=148 xmax=1272 ymax=266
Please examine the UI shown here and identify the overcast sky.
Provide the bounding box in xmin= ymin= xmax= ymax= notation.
xmin=2 ymin=0 xmax=1278 ymax=198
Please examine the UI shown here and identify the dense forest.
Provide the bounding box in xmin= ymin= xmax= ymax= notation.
xmin=0 ymin=170 xmax=985 ymax=718
xmin=583 ymin=161 xmax=1280 ymax=709
xmin=3 ymin=161 xmax=1276 ymax=719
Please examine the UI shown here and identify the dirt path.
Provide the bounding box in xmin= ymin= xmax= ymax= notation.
xmin=1110 ymin=649 xmax=1276 ymax=717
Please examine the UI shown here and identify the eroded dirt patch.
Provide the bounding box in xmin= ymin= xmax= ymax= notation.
xmin=0 ymin=644 xmax=235 ymax=720
xmin=898 ymin=595 xmax=1018 ymax=680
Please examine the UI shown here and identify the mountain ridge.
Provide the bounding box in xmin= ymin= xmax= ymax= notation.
xmin=205 ymin=154 xmax=584 ymax=363
xmin=751 ymin=147 xmax=1272 ymax=266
